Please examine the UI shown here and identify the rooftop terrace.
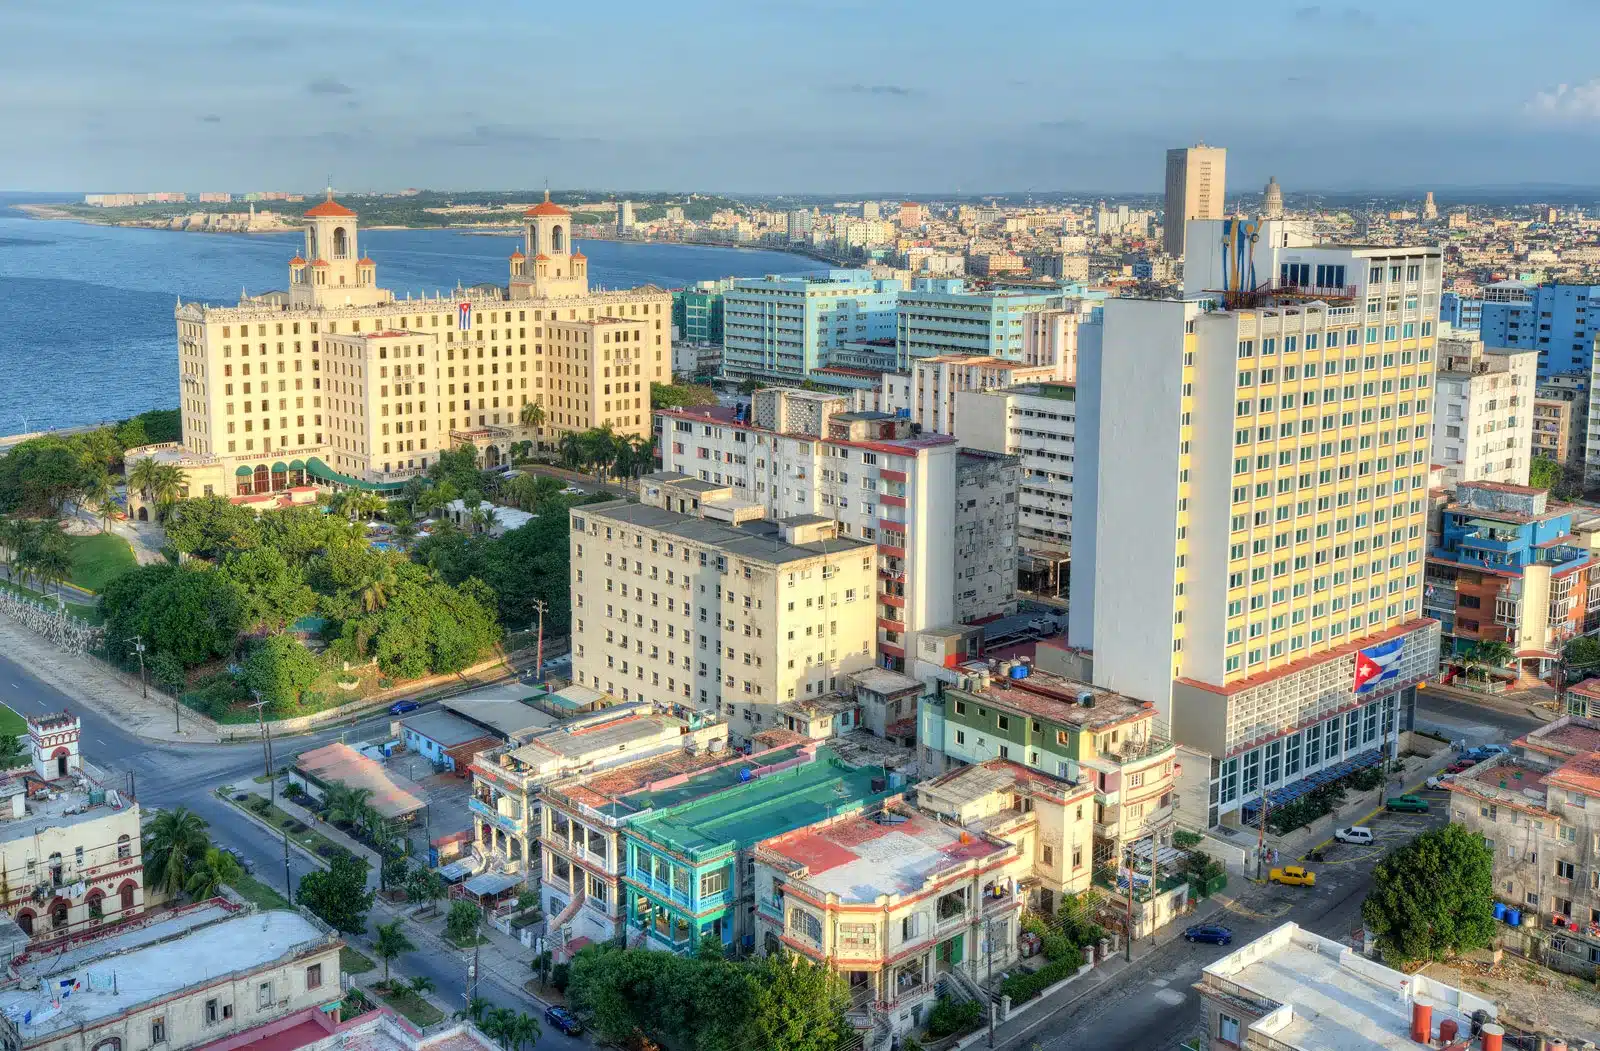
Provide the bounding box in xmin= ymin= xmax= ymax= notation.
xmin=626 ymin=747 xmax=901 ymax=861
xmin=1200 ymin=922 xmax=1495 ymax=1051
xmin=545 ymin=730 xmax=808 ymax=816
xmin=578 ymin=501 xmax=871 ymax=565
xmin=949 ymin=665 xmax=1156 ymax=733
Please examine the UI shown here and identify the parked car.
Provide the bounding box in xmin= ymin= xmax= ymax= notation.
xmin=560 ymin=486 xmax=587 ymax=496
xmin=1334 ymin=826 xmax=1374 ymax=845
xmin=1425 ymin=773 xmax=1455 ymax=789
xmin=389 ymin=700 xmax=421 ymax=715
xmin=221 ymin=847 xmax=255 ymax=874
xmin=1445 ymin=760 xmax=1476 ymax=774
xmin=1385 ymin=794 xmax=1430 ymax=814
xmin=1183 ymin=923 xmax=1233 ymax=945
xmin=544 ymin=1006 xmax=583 ymax=1037
xmin=1269 ymin=865 xmax=1316 ymax=887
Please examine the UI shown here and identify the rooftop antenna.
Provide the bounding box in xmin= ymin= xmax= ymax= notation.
xmin=325 ymin=175 xmax=334 ymax=201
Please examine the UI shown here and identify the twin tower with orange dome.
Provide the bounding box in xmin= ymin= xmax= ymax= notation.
xmin=507 ymin=190 xmax=589 ymax=300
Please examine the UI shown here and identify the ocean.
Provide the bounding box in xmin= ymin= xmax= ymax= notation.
xmin=0 ymin=195 xmax=817 ymax=435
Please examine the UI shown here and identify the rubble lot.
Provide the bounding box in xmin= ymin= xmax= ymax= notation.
xmin=1422 ymin=951 xmax=1600 ymax=1045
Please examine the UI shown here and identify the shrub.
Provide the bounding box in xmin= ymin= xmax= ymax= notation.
xmin=551 ymin=962 xmax=570 ymax=992
xmin=1173 ymin=829 xmax=1203 ymax=849
xmin=1040 ymin=933 xmax=1073 ymax=962
xmin=924 ymin=996 xmax=982 ymax=1038
xmin=1000 ymin=957 xmax=1079 ymax=1004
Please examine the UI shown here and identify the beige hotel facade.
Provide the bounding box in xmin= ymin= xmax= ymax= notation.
xmin=146 ymin=192 xmax=669 ymax=508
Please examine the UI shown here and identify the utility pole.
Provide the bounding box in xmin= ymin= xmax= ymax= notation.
xmin=1256 ymin=788 xmax=1269 ymax=881
xmin=283 ymin=828 xmax=293 ymax=905
xmin=129 ymin=637 xmax=148 ymax=699
xmin=248 ymin=694 xmax=276 ymax=804
xmin=1125 ymin=842 xmax=1135 ymax=962
xmin=532 ymin=598 xmax=548 ymax=684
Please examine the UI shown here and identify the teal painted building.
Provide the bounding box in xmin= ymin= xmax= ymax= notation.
xmin=722 ymin=270 xmax=899 ymax=382
xmin=620 ymin=746 xmax=902 ymax=952
xmin=672 ymin=278 xmax=735 ymax=345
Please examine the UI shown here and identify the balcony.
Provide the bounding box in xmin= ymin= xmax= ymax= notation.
xmin=469 ymin=797 xmax=525 ymax=833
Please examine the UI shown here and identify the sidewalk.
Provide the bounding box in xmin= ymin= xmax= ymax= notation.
xmin=986 ymin=892 xmax=1236 ymax=1050
xmin=1424 ymin=680 xmax=1560 ymax=720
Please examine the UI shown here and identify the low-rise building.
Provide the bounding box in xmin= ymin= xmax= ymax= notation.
xmin=1197 ymin=922 xmax=1499 ymax=1051
xmin=0 ymin=904 xmax=343 ymax=1051
xmin=397 ymin=711 xmax=499 ymax=774
xmin=1 ymin=713 xmax=143 ymax=943
xmin=290 ymin=743 xmax=427 ymax=822
xmin=1533 ymin=395 xmax=1572 ymax=465
xmin=752 ymin=801 xmax=1024 ymax=1041
xmin=1448 ymin=714 xmax=1600 ymax=975
xmin=1538 ymin=373 xmax=1589 ymax=472
xmin=918 ymin=662 xmax=1176 ymax=867
xmin=440 ymin=499 xmax=535 ymax=536
xmin=1424 ymin=481 xmax=1591 ymax=679
xmin=878 ymin=355 xmax=1060 ymax=436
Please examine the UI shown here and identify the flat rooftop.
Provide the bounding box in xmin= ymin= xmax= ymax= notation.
xmin=626 ymin=747 xmax=899 ymax=861
xmin=759 ymin=807 xmax=1005 ymax=903
xmin=850 ymin=667 xmax=923 ymax=696
xmin=579 ymin=501 xmax=870 ymax=566
xmin=438 ymin=687 xmax=556 ymax=740
xmin=0 ymin=775 xmax=133 ymax=846
xmin=951 ymin=665 xmax=1155 ymax=732
xmin=1201 ymin=923 xmax=1495 ymax=1051
xmin=295 ymin=743 xmax=426 ymax=818
xmin=13 ymin=902 xmax=236 ymax=981
xmin=551 ymin=731 xmax=808 ymax=814
xmin=401 ymin=710 xmax=498 ymax=749
xmin=1517 ymin=713 xmax=1600 ymax=758
xmin=0 ymin=910 xmax=334 ymax=1041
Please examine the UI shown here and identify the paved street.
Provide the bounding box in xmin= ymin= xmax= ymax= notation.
xmin=0 ymin=648 xmax=585 ymax=1049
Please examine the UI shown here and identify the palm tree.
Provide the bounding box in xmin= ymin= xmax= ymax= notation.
xmin=144 ymin=806 xmax=209 ymax=898
xmin=184 ymin=847 xmax=243 ymax=901
xmin=392 ymin=518 xmax=419 ymax=550
xmin=0 ymin=518 xmax=24 ymax=577
xmin=324 ymin=782 xmax=377 ymax=833
xmin=559 ymin=432 xmax=585 ymax=472
xmin=127 ymin=457 xmax=161 ymax=506
xmin=406 ymin=974 xmax=435 ymax=999
xmin=150 ymin=463 xmax=185 ymax=518
xmin=483 ymin=1007 xmax=520 ymax=1049
xmin=510 ymin=1012 xmax=542 ymax=1050
xmin=373 ymin=918 xmax=415 ymax=985
xmin=1465 ymin=640 xmax=1515 ymax=682
xmin=358 ymin=560 xmax=399 ymax=614
xmin=82 ymin=472 xmax=116 ymax=532
xmin=519 ymin=400 xmax=545 ymax=433
xmin=32 ymin=545 xmax=71 ymax=606
xmin=460 ymin=996 xmax=492 ymax=1026
xmin=468 ymin=505 xmax=499 ymax=535
xmin=428 ymin=479 xmax=460 ymax=518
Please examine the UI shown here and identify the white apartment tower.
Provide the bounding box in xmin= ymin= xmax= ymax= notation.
xmin=1072 ymin=219 xmax=1443 ymax=827
xmin=1163 ymin=144 xmax=1227 ymax=258
xmin=1431 ymin=336 xmax=1537 ymax=487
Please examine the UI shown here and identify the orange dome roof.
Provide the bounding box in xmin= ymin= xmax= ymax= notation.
xmin=571 ymin=251 xmax=586 ymax=260
xmin=311 ymin=258 xmax=330 ymax=268
xmin=304 ymin=198 xmax=357 ymax=218
xmin=510 ymin=250 xmax=526 ymax=260
xmin=534 ymin=253 xmax=551 ymax=261
xmin=289 ymin=255 xmax=306 ymax=266
xmin=523 ymin=190 xmax=569 ymax=218
xmin=357 ymin=256 xmax=375 ymax=266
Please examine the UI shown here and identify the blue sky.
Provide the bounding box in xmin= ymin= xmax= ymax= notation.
xmin=7 ymin=0 xmax=1600 ymax=195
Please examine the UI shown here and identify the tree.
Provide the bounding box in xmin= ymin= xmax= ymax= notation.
xmin=407 ymin=974 xmax=436 ymax=1000
xmin=244 ymin=635 xmax=322 ymax=714
xmin=462 ymin=996 xmax=493 ymax=1026
xmin=184 ymin=847 xmax=243 ymax=901
xmin=165 ymin=496 xmax=262 ymax=558
xmin=323 ymin=782 xmax=377 ymax=835
xmin=1463 ymin=639 xmax=1514 ymax=682
xmin=221 ymin=548 xmax=316 ymax=631
xmin=149 ymin=651 xmax=188 ymax=695
xmin=0 ymin=437 xmax=96 ymax=516
xmin=101 ymin=562 xmax=244 ymax=669
xmin=1564 ymin=636 xmax=1600 ymax=685
xmin=650 ymin=382 xmax=717 ymax=409
xmin=405 ymin=867 xmax=447 ymax=910
xmin=373 ymin=918 xmax=416 ymax=984
xmin=82 ymin=472 xmax=116 ymax=532
xmin=519 ymin=400 xmax=546 ymax=431
xmin=144 ymin=807 xmax=210 ymax=898
xmin=297 ymin=853 xmax=373 ymax=934
xmin=445 ymin=899 xmax=482 ymax=944
xmin=1530 ymin=455 xmax=1564 ymax=492
xmin=358 ymin=558 xmax=400 ymax=613
xmin=0 ymin=733 xmax=24 ymax=771
xmin=749 ymin=950 xmax=852 ymax=1051
xmin=1361 ymin=823 xmax=1495 ymax=967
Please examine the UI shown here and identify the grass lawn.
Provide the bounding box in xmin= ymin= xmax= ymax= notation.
xmin=341 ymin=946 xmax=376 ymax=974
xmin=373 ymin=984 xmax=444 ymax=1027
xmin=226 ymin=874 xmax=290 ymax=911
xmin=0 ymin=580 xmax=101 ymax=624
xmin=67 ymin=533 xmax=135 ymax=593
xmin=0 ymin=704 xmax=24 ymax=739
xmin=444 ymin=931 xmax=489 ymax=949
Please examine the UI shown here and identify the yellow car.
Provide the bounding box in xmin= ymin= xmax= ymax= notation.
xmin=1269 ymin=865 xmax=1316 ymax=887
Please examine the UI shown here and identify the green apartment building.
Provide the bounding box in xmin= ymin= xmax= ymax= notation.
xmin=620 ymin=745 xmax=902 ymax=952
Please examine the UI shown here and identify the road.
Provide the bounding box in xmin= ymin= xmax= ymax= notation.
xmin=1001 ymin=790 xmax=1454 ymax=1051
xmin=0 ymin=649 xmax=587 ymax=1050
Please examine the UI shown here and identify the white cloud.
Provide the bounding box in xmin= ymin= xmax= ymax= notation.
xmin=1529 ymin=78 xmax=1600 ymax=120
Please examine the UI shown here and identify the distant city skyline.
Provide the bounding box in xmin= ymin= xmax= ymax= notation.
xmin=9 ymin=0 xmax=1600 ymax=194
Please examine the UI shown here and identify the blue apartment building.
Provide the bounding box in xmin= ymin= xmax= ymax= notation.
xmin=1479 ymin=282 xmax=1600 ymax=379
xmin=721 ymin=269 xmax=898 ymax=382
xmin=894 ymin=278 xmax=1067 ymax=368
xmin=1440 ymin=292 xmax=1482 ymax=331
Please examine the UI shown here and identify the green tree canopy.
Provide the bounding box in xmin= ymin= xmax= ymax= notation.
xmin=0 ymin=437 xmax=96 ymax=516
xmin=244 ymin=634 xmax=322 ymax=713
xmin=165 ymin=496 xmax=262 ymax=558
xmin=651 ymin=382 xmax=718 ymax=409
xmin=297 ymin=853 xmax=373 ymax=934
xmin=221 ymin=547 xmax=316 ymax=631
xmin=1361 ymin=823 xmax=1495 ymax=967
xmin=101 ymin=562 xmax=244 ymax=669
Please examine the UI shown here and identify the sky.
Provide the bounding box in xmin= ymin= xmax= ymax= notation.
xmin=8 ymin=0 xmax=1600 ymax=196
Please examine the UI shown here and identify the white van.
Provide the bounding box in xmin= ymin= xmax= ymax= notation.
xmin=1334 ymin=825 xmax=1374 ymax=845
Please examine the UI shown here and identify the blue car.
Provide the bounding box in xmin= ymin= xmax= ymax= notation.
xmin=544 ymin=1006 xmax=582 ymax=1036
xmin=389 ymin=700 xmax=420 ymax=715
xmin=1184 ymin=924 xmax=1233 ymax=945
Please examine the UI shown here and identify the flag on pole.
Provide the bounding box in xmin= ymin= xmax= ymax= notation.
xmin=1354 ymin=637 xmax=1406 ymax=693
xmin=458 ymin=302 xmax=472 ymax=331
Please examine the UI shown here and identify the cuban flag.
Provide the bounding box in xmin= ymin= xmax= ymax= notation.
xmin=1354 ymin=637 xmax=1405 ymax=693
xmin=458 ymin=302 xmax=472 ymax=331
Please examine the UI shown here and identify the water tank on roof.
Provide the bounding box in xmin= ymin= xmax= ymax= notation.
xmin=1010 ymin=664 xmax=1029 ymax=680
xmin=1077 ymin=690 xmax=1095 ymax=707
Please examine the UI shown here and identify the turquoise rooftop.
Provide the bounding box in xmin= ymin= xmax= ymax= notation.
xmin=625 ymin=747 xmax=899 ymax=862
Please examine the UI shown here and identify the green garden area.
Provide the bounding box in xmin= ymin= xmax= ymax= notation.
xmin=67 ymin=532 xmax=135 ymax=592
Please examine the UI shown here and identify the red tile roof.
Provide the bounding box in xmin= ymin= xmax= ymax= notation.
xmin=524 ymin=191 xmax=569 ymax=217
xmin=304 ymin=198 xmax=357 ymax=218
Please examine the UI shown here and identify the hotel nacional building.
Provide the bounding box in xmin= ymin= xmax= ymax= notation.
xmin=138 ymin=192 xmax=669 ymax=511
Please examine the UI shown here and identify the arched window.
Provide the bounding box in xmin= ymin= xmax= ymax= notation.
xmin=117 ymin=834 xmax=131 ymax=860
xmin=253 ymin=465 xmax=269 ymax=493
xmin=50 ymin=899 xmax=68 ymax=929
xmin=119 ymin=880 xmax=137 ymax=913
xmin=551 ymin=225 xmax=564 ymax=254
xmin=529 ymin=225 xmax=539 ymax=257
xmin=333 ymin=227 xmax=349 ymax=259
xmin=16 ymin=910 xmax=33 ymax=935
xmin=92 ymin=1038 xmax=121 ymax=1051
xmin=86 ymin=890 xmax=104 ymax=920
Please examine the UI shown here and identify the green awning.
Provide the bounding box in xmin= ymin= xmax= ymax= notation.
xmin=271 ymin=461 xmax=288 ymax=473
xmin=304 ymin=456 xmax=408 ymax=493
xmin=235 ymin=466 xmax=253 ymax=477
xmin=288 ymin=459 xmax=306 ymax=471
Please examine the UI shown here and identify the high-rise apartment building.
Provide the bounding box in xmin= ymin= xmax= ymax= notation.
xmin=955 ymin=382 xmax=1078 ymax=572
xmin=1162 ymin=144 xmax=1226 ymax=257
xmin=877 ymin=355 xmax=1060 ymax=436
xmin=1478 ymin=281 xmax=1599 ymax=379
xmin=722 ymin=270 xmax=898 ymax=382
xmin=568 ymin=474 xmax=877 ymax=737
xmin=162 ymin=192 xmax=668 ymax=501
xmin=1440 ymin=291 xmax=1482 ymax=331
xmin=1072 ymin=219 xmax=1443 ymax=827
xmin=1431 ymin=336 xmax=1537 ymax=487
xmin=894 ymin=279 xmax=1075 ymax=369
xmin=657 ymin=389 xmax=1017 ymax=666
xmin=1536 ymin=373 xmax=1588 ymax=471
